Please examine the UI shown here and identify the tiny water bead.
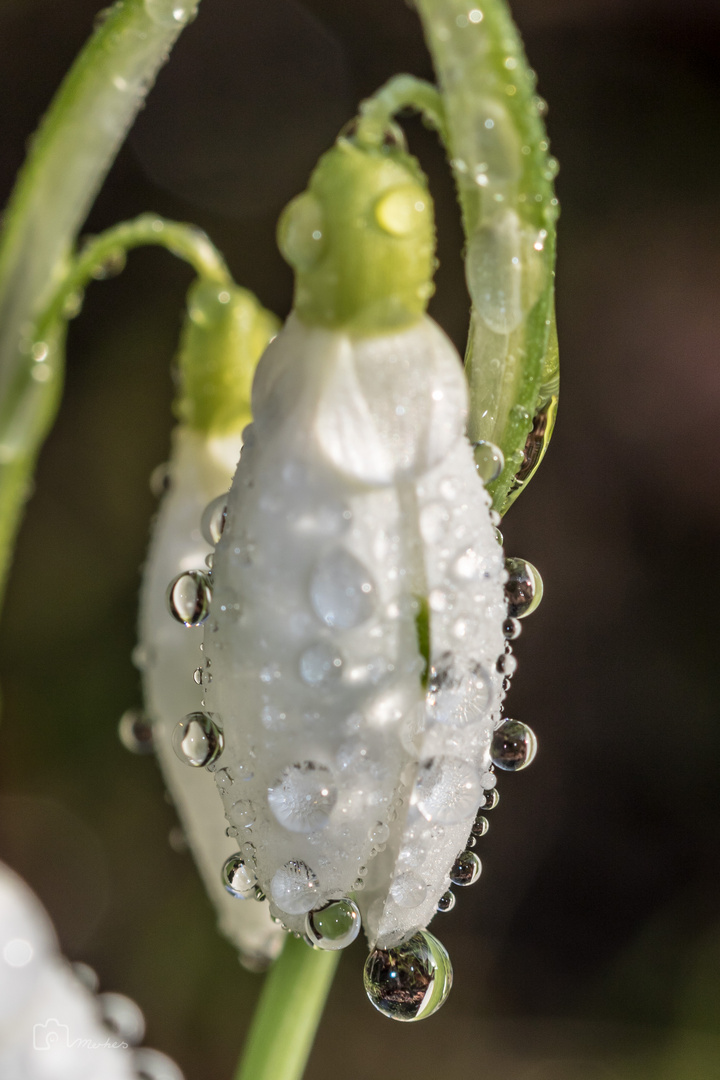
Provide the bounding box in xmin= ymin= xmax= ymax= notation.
xmin=171 ymin=712 xmax=223 ymax=767
xmin=306 ymin=899 xmax=361 ymax=950
xmin=270 ymin=860 xmax=320 ymax=915
xmin=450 ymin=850 xmax=482 ymax=886
xmin=437 ymin=891 xmax=455 ymax=913
xmin=98 ymin=991 xmax=145 ymax=1045
xmin=472 ymin=440 xmax=504 ymax=483
xmin=504 ymin=558 xmax=543 ymax=618
xmin=222 ymin=854 xmax=258 ymax=899
xmin=200 ymin=494 xmax=227 ymax=546
xmin=364 ymin=930 xmax=453 ymax=1022
xmin=167 ymin=570 xmax=212 ymax=627
xmin=390 ymin=871 xmax=428 ymax=908
xmin=481 ymin=789 xmax=500 ymax=811
xmin=503 ymin=616 xmax=522 ymax=640
xmin=490 ymin=719 xmax=538 ymax=771
xmin=310 ymin=549 xmax=376 ymax=630
xmin=267 ymin=762 xmax=338 ymax=832
xmin=117 ymin=709 xmax=154 ymax=755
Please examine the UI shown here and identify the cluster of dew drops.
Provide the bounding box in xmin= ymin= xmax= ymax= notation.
xmin=120 ymin=439 xmax=542 ymax=1021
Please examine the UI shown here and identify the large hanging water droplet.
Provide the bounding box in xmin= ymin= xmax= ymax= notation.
xmin=412 ymin=757 xmax=481 ymax=825
xmin=490 ymin=719 xmax=538 ymax=771
xmin=364 ymin=930 xmax=453 ymax=1022
xmin=222 ymin=854 xmax=258 ymax=898
xmin=472 ymin=440 xmax=504 ymax=483
xmin=117 ymin=709 xmax=154 ymax=755
xmin=268 ymin=762 xmax=337 ymax=832
xmin=450 ymin=850 xmax=482 ymax=886
xmin=270 ymin=860 xmax=320 ymax=915
xmin=504 ymin=557 xmax=543 ymax=618
xmin=306 ymin=898 xmax=360 ymax=950
xmin=167 ymin=570 xmax=212 ymax=626
xmin=310 ymin=549 xmax=376 ymax=630
xmin=200 ymin=494 xmax=228 ymax=546
xmin=299 ymin=642 xmax=344 ymax=687
xmin=171 ymin=712 xmax=223 ymax=767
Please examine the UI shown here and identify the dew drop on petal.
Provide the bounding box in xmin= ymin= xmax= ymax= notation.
xmin=117 ymin=709 xmax=154 ymax=755
xmin=472 ymin=440 xmax=504 ymax=482
xmin=171 ymin=712 xmax=223 ymax=767
xmin=390 ymin=871 xmax=427 ymax=908
xmin=490 ymin=719 xmax=538 ymax=771
xmin=482 ymin=789 xmax=500 ymax=811
xmin=200 ymin=494 xmax=228 ymax=546
xmin=99 ymin=992 xmax=145 ymax=1045
xmin=471 ymin=814 xmax=489 ymax=838
xmin=222 ymin=854 xmax=258 ymax=898
xmin=167 ymin=570 xmax=212 ymax=626
xmin=270 ymin=860 xmax=320 ymax=915
xmin=268 ymin=762 xmax=337 ymax=832
xmin=437 ymin=891 xmax=456 ymax=913
xmin=364 ymin=930 xmax=453 ymax=1021
xmin=299 ymin=642 xmax=344 ymax=687
xmin=450 ymin=850 xmax=482 ymax=886
xmin=310 ymin=549 xmax=376 ymax=630
xmin=504 ymin=557 xmax=543 ymax=618
xmin=306 ymin=898 xmax=360 ymax=950
xmin=134 ymin=1048 xmax=185 ymax=1080
xmin=503 ymin=617 xmax=522 ymax=640
xmin=413 ymin=757 xmax=481 ymax=825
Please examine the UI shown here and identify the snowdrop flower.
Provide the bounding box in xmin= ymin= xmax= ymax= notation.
xmin=136 ymin=278 xmax=285 ymax=970
xmin=180 ymin=132 xmax=540 ymax=1020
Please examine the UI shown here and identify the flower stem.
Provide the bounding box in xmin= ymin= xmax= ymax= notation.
xmin=0 ymin=0 xmax=202 ymax=606
xmin=234 ymin=937 xmax=340 ymax=1080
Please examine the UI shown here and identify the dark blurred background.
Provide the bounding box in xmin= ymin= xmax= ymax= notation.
xmin=1 ymin=0 xmax=720 ymax=1076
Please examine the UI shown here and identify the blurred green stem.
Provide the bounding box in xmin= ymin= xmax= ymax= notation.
xmin=235 ymin=937 xmax=340 ymax=1080
xmin=0 ymin=0 xmax=202 ymax=605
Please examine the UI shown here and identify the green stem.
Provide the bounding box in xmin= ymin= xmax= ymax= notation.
xmin=0 ymin=0 xmax=202 ymax=604
xmin=234 ymin=938 xmax=340 ymax=1080
xmin=355 ymin=74 xmax=447 ymax=147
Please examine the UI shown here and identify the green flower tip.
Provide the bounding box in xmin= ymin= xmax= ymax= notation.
xmin=175 ymin=279 xmax=279 ymax=437
xmin=278 ymin=138 xmax=436 ymax=334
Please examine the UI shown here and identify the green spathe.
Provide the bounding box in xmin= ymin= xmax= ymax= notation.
xmin=176 ymin=280 xmax=279 ymax=436
xmin=278 ymin=139 xmax=436 ymax=333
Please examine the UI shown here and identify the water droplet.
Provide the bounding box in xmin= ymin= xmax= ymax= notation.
xmin=490 ymin=719 xmax=538 ymax=771
xmin=503 ymin=617 xmax=522 ymax=640
xmin=453 ymin=548 xmax=480 ymax=580
xmin=310 ymin=549 xmax=376 ymax=630
xmin=149 ymin=462 xmax=171 ymax=497
xmin=72 ymin=962 xmax=99 ymax=992
xmin=168 ymin=826 xmax=188 ymax=852
xmin=134 ymin=1048 xmax=184 ymax=1080
xmin=200 ymin=494 xmax=227 ymax=546
xmin=278 ymin=191 xmax=325 ymax=270
xmin=428 ymin=588 xmax=447 ymax=613
xmin=268 ymin=762 xmax=337 ymax=833
xmin=306 ymin=899 xmax=361 ymax=950
xmin=171 ymin=712 xmax=223 ymax=767
xmin=450 ymin=850 xmax=482 ymax=886
xmin=145 ymin=0 xmax=195 ymax=28
xmin=482 ymin=788 xmax=500 ymax=811
xmin=374 ymin=185 xmax=428 ymax=236
xmin=471 ymin=814 xmax=489 ymax=838
xmin=99 ymin=992 xmax=145 ymax=1045
xmin=364 ymin=930 xmax=453 ymax=1022
xmin=299 ymin=642 xmax=344 ymax=687
xmin=117 ymin=709 xmax=154 ymax=754
xmin=466 ymin=210 xmax=545 ymax=334
xmin=437 ymin=891 xmax=455 ymax=913
xmin=419 ymin=502 xmax=449 ymax=543
xmin=368 ymin=821 xmax=390 ymax=844
xmin=231 ymin=799 xmax=256 ymax=828
xmin=222 ymin=854 xmax=258 ymax=898
xmin=167 ymin=570 xmax=212 ymax=627
xmin=504 ymin=557 xmax=543 ymax=618
xmin=62 ymin=289 xmax=84 ymax=319
xmin=413 ymin=757 xmax=482 ymax=825
xmin=90 ymin=248 xmax=126 ymax=280
xmin=390 ymin=871 xmax=428 ymax=908
xmin=270 ymin=860 xmax=320 ymax=915
xmin=192 ymin=667 xmax=203 ymax=685
xmin=472 ymin=440 xmax=504 ymax=483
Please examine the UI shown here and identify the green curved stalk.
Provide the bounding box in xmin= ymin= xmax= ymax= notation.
xmin=0 ymin=0 xmax=201 ymax=603
xmin=416 ymin=0 xmax=559 ymax=513
xmin=234 ymin=937 xmax=340 ymax=1080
